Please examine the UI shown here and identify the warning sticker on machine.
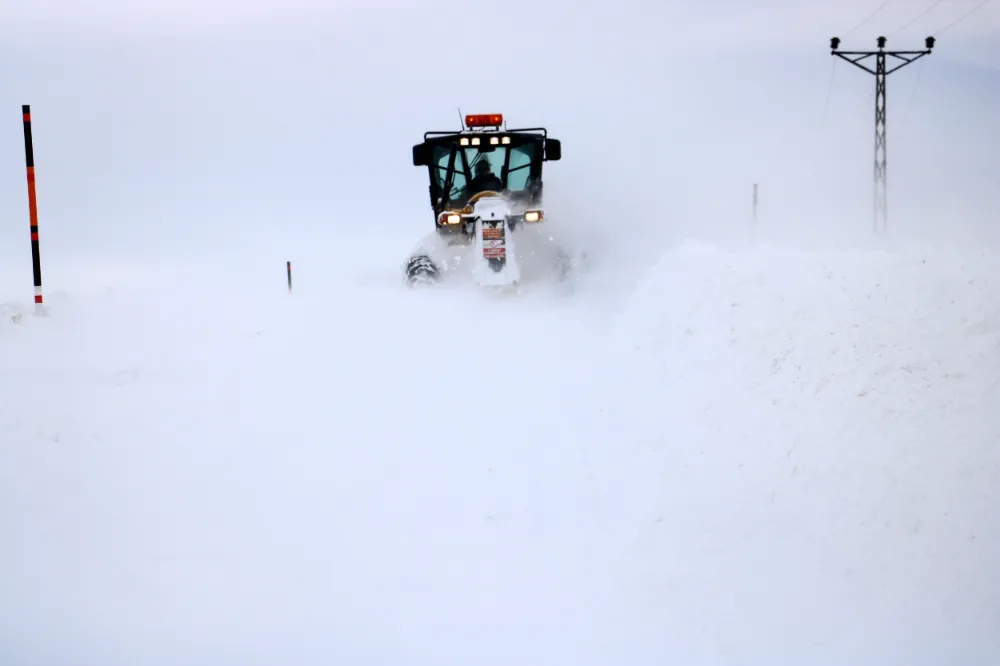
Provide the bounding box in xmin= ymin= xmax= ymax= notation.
xmin=482 ymin=221 xmax=506 ymax=259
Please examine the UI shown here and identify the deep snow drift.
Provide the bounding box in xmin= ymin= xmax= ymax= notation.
xmin=1 ymin=233 xmax=997 ymax=665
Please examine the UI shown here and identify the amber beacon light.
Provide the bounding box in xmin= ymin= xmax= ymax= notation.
xmin=464 ymin=113 xmax=503 ymax=128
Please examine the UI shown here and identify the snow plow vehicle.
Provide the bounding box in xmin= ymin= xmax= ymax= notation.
xmin=404 ymin=113 xmax=569 ymax=287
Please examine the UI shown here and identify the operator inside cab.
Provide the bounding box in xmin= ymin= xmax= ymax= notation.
xmin=469 ymin=158 xmax=503 ymax=195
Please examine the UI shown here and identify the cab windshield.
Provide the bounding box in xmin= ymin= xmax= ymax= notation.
xmin=430 ymin=140 xmax=540 ymax=204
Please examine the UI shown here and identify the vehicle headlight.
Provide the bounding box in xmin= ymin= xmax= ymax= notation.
xmin=524 ymin=210 xmax=543 ymax=222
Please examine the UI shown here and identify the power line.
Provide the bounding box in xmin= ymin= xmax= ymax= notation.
xmin=890 ymin=0 xmax=945 ymax=36
xmin=896 ymin=0 xmax=994 ymax=114
xmin=830 ymin=1 xmax=905 ymax=119
xmin=820 ymin=58 xmax=838 ymax=125
xmin=908 ymin=59 xmax=926 ymax=104
xmin=844 ymin=0 xmax=895 ymax=37
xmin=935 ymin=0 xmax=992 ymax=34
xmin=830 ymin=1 xmax=896 ymax=119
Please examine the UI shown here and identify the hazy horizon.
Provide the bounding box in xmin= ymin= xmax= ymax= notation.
xmin=2 ymin=1 xmax=997 ymax=285
xmin=2 ymin=1 xmax=997 ymax=275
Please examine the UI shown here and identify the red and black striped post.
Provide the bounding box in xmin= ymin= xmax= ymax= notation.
xmin=286 ymin=261 xmax=292 ymax=293
xmin=21 ymin=105 xmax=44 ymax=311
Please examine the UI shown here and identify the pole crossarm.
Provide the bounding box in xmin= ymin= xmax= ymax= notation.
xmin=832 ymin=50 xmax=932 ymax=75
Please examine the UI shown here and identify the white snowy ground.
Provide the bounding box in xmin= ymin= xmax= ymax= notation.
xmin=1 ymin=230 xmax=998 ymax=666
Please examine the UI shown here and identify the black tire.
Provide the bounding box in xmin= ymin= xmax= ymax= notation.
xmin=405 ymin=254 xmax=439 ymax=284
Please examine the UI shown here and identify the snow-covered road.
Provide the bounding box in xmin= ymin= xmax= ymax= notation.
xmin=2 ymin=235 xmax=997 ymax=665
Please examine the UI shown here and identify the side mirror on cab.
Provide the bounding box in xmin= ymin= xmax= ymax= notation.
xmin=545 ymin=138 xmax=561 ymax=161
xmin=413 ymin=143 xmax=431 ymax=166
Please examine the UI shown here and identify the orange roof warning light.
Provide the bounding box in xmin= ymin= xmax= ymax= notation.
xmin=465 ymin=113 xmax=503 ymax=128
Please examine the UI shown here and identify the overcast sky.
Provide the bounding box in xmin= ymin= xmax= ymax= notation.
xmin=0 ymin=0 xmax=997 ymax=277
xmin=4 ymin=0 xmax=997 ymax=60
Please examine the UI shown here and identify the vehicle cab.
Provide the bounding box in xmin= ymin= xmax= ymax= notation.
xmin=411 ymin=113 xmax=561 ymax=234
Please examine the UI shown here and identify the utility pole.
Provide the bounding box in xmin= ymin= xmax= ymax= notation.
xmin=829 ymin=35 xmax=934 ymax=233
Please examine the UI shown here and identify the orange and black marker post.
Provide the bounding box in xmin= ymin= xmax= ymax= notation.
xmin=22 ymin=105 xmax=44 ymax=306
xmin=287 ymin=261 xmax=292 ymax=292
